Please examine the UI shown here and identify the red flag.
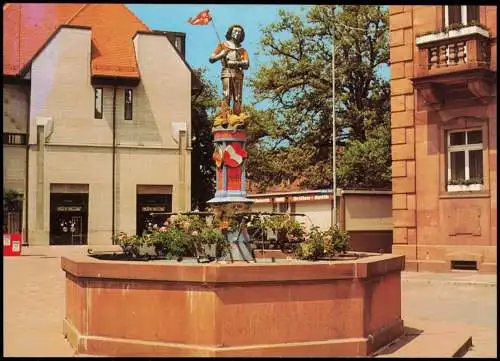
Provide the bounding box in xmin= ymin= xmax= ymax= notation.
xmin=187 ymin=9 xmax=212 ymax=25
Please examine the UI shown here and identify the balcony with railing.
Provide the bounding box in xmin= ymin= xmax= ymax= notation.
xmin=415 ymin=25 xmax=491 ymax=76
xmin=412 ymin=25 xmax=496 ymax=108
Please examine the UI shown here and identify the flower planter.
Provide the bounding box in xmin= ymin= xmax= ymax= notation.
xmin=447 ymin=184 xmax=482 ymax=192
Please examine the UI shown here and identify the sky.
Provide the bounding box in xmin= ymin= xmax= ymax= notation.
xmin=127 ymin=4 xmax=389 ymax=106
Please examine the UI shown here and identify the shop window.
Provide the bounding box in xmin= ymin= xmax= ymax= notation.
xmin=124 ymin=89 xmax=133 ymax=120
xmin=444 ymin=5 xmax=480 ymax=27
xmin=447 ymin=129 xmax=483 ymax=192
xmin=94 ymin=88 xmax=103 ymax=119
xmin=136 ymin=185 xmax=173 ymax=236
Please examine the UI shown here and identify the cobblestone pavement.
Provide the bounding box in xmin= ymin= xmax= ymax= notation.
xmin=2 ymin=247 xmax=497 ymax=357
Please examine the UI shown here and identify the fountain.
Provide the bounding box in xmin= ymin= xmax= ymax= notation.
xmin=60 ymin=23 xmax=404 ymax=357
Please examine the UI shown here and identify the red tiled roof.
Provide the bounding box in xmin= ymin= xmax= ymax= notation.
xmin=3 ymin=3 xmax=151 ymax=78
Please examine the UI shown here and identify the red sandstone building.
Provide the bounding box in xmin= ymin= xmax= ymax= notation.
xmin=389 ymin=6 xmax=497 ymax=273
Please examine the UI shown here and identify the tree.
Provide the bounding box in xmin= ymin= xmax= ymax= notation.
xmin=191 ymin=68 xmax=219 ymax=210
xmin=248 ymin=5 xmax=390 ymax=190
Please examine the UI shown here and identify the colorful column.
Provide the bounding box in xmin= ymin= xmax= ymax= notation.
xmin=208 ymin=129 xmax=254 ymax=205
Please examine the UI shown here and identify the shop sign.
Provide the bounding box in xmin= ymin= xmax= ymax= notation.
xmin=142 ymin=206 xmax=166 ymax=212
xmin=291 ymin=194 xmax=332 ymax=202
xmin=57 ymin=206 xmax=82 ymax=212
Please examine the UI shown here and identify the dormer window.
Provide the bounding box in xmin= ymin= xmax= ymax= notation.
xmin=175 ymin=36 xmax=182 ymax=52
xmin=444 ymin=5 xmax=480 ymax=28
xmin=174 ymin=35 xmax=185 ymax=58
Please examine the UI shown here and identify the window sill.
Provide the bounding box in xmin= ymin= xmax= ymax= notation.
xmin=440 ymin=191 xmax=490 ymax=199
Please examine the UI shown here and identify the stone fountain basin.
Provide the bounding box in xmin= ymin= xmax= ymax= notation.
xmin=61 ymin=253 xmax=405 ymax=357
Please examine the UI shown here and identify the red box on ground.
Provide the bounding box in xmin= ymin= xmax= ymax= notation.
xmin=3 ymin=233 xmax=22 ymax=256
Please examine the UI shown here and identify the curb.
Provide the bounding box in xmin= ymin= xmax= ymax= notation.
xmin=401 ymin=278 xmax=496 ymax=287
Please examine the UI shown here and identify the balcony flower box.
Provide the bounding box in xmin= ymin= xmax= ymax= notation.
xmin=447 ymin=183 xmax=482 ymax=192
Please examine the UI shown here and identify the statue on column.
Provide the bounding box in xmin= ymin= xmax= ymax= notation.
xmin=207 ymin=22 xmax=253 ymax=261
xmin=209 ymin=24 xmax=250 ymax=128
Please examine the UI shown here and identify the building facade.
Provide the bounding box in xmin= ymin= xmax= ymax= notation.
xmin=3 ymin=4 xmax=200 ymax=246
xmin=389 ymin=6 xmax=497 ymax=272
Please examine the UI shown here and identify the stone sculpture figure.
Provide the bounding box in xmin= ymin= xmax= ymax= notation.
xmin=209 ymin=24 xmax=250 ymax=126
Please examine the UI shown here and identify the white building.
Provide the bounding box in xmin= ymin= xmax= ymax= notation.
xmin=3 ymin=4 xmax=201 ymax=245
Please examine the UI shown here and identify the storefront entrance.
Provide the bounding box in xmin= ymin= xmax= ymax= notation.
xmin=50 ymin=193 xmax=88 ymax=245
xmin=136 ymin=194 xmax=172 ymax=236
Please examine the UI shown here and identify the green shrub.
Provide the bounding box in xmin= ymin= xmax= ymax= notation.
xmin=294 ymin=225 xmax=350 ymax=261
xmin=295 ymin=226 xmax=324 ymax=260
xmin=113 ymin=214 xmax=231 ymax=260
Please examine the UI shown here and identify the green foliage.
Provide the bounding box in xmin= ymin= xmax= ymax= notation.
xmin=194 ymin=227 xmax=228 ymax=259
xmin=336 ymin=117 xmax=391 ymax=189
xmin=3 ymin=189 xmax=23 ymax=211
xmin=294 ymin=224 xmax=350 ymax=260
xmin=296 ymin=226 xmax=325 ymax=260
xmin=112 ymin=213 xmax=350 ymax=262
xmin=248 ymin=5 xmax=391 ymax=190
xmin=153 ymin=226 xmax=195 ymax=259
xmin=112 ymin=215 xmax=229 ymax=260
xmin=448 ymin=177 xmax=483 ymax=186
xmin=111 ymin=232 xmax=142 ymax=258
xmin=191 ymin=68 xmax=219 ymax=211
xmin=322 ymin=224 xmax=350 ymax=256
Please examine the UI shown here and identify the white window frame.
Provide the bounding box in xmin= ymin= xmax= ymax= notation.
xmin=447 ymin=129 xmax=483 ymax=191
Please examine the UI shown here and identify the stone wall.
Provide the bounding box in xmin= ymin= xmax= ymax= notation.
xmin=389 ymin=6 xmax=497 ymax=273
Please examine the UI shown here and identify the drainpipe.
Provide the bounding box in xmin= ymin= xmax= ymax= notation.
xmin=178 ymin=129 xmax=187 ymax=212
xmin=112 ymin=86 xmax=117 ymax=239
xmin=24 ymin=84 xmax=30 ymax=246
xmin=36 ymin=124 xmax=45 ymax=233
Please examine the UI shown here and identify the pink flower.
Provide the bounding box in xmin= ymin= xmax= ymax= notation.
xmin=159 ymin=227 xmax=167 ymax=232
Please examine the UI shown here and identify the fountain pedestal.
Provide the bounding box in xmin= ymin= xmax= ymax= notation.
xmin=207 ymin=128 xmax=254 ymax=261
xmin=207 ymin=128 xmax=253 ymax=204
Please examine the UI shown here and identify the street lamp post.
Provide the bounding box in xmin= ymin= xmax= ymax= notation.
xmin=328 ymin=5 xmax=365 ymax=228
xmin=331 ymin=5 xmax=337 ymax=228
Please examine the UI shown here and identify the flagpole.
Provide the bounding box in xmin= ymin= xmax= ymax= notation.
xmin=210 ymin=15 xmax=223 ymax=44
